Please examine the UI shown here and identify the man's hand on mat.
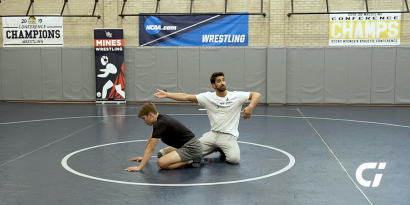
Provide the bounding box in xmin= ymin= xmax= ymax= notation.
xmin=130 ymin=157 xmax=142 ymax=162
xmin=125 ymin=166 xmax=142 ymax=172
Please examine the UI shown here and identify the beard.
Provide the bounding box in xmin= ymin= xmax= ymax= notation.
xmin=215 ymin=85 xmax=226 ymax=92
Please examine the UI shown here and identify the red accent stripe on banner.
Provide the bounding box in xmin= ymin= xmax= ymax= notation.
xmin=108 ymin=62 xmax=126 ymax=100
xmin=94 ymin=39 xmax=124 ymax=47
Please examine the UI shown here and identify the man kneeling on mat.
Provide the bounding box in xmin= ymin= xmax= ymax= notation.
xmin=125 ymin=103 xmax=203 ymax=172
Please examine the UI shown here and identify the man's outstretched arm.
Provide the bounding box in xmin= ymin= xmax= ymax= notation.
xmin=154 ymin=89 xmax=198 ymax=103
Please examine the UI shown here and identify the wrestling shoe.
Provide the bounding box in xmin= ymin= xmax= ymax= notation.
xmin=191 ymin=156 xmax=202 ymax=168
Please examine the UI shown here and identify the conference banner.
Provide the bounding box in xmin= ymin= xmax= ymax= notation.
xmin=329 ymin=13 xmax=401 ymax=46
xmin=139 ymin=14 xmax=249 ymax=46
xmin=94 ymin=28 xmax=125 ymax=103
xmin=2 ymin=16 xmax=63 ymax=47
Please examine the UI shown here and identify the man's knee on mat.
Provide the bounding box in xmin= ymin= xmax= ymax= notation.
xmin=157 ymin=158 xmax=169 ymax=169
xmin=226 ymin=155 xmax=240 ymax=164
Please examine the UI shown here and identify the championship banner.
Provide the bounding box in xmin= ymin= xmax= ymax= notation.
xmin=94 ymin=29 xmax=125 ymax=103
xmin=329 ymin=13 xmax=401 ymax=46
xmin=2 ymin=16 xmax=63 ymax=47
xmin=139 ymin=14 xmax=249 ymax=46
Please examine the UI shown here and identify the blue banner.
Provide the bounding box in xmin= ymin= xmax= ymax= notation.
xmin=139 ymin=14 xmax=249 ymax=46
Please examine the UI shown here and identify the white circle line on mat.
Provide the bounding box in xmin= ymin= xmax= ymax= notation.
xmin=61 ymin=140 xmax=295 ymax=186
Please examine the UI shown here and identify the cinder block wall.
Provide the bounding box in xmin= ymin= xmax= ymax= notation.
xmin=0 ymin=0 xmax=409 ymax=46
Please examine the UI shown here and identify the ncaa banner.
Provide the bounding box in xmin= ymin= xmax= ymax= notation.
xmin=139 ymin=14 xmax=249 ymax=46
xmin=94 ymin=29 xmax=125 ymax=103
xmin=329 ymin=13 xmax=401 ymax=46
xmin=2 ymin=16 xmax=63 ymax=47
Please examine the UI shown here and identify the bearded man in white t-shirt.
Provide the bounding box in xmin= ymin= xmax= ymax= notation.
xmin=154 ymin=72 xmax=261 ymax=164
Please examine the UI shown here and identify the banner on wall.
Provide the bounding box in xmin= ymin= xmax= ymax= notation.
xmin=139 ymin=14 xmax=249 ymax=46
xmin=2 ymin=16 xmax=63 ymax=47
xmin=94 ymin=28 xmax=126 ymax=103
xmin=329 ymin=13 xmax=401 ymax=46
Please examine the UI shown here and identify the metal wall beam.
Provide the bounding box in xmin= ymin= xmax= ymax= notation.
xmin=288 ymin=0 xmax=410 ymax=17
xmin=61 ymin=0 xmax=68 ymax=15
xmin=120 ymin=0 xmax=127 ymax=18
xmin=120 ymin=12 xmax=265 ymax=16
xmin=2 ymin=0 xmax=100 ymax=18
xmin=92 ymin=0 xmax=99 ymax=16
xmin=288 ymin=11 xmax=410 ymax=17
xmin=26 ymin=0 xmax=34 ymax=16
xmin=120 ymin=0 xmax=266 ymax=17
xmin=156 ymin=0 xmax=160 ymax=13
xmin=326 ymin=0 xmax=329 ymax=13
xmin=365 ymin=0 xmax=369 ymax=12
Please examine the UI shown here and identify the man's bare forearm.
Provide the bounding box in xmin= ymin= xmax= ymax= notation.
xmin=144 ymin=132 xmax=153 ymax=149
xmin=248 ymin=93 xmax=261 ymax=108
xmin=165 ymin=92 xmax=192 ymax=102
xmin=137 ymin=146 xmax=155 ymax=169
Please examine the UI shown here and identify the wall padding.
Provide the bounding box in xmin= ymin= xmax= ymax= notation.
xmin=301 ymin=47 xmax=325 ymax=103
xmin=0 ymin=48 xmax=2 ymax=100
xmin=21 ymin=48 xmax=42 ymax=101
xmin=267 ymin=47 xmax=286 ymax=104
xmin=286 ymin=47 xmax=302 ymax=103
xmin=347 ymin=47 xmax=372 ymax=104
xmin=41 ymin=48 xmax=63 ymax=101
xmin=135 ymin=47 xmax=156 ymax=102
xmin=124 ymin=47 xmax=135 ymax=102
xmin=245 ymin=47 xmax=267 ymax=103
xmin=1 ymin=48 xmax=22 ymax=100
xmin=62 ymin=48 xmax=84 ymax=101
xmin=395 ymin=46 xmax=410 ymax=103
xmin=222 ymin=47 xmax=245 ymax=91
xmin=178 ymin=47 xmax=200 ymax=95
xmin=156 ymin=47 xmax=178 ymax=102
xmin=371 ymin=47 xmax=396 ymax=104
xmin=324 ymin=47 xmax=348 ymax=103
xmin=199 ymin=47 xmax=223 ymax=93
xmin=0 ymin=46 xmax=408 ymax=105
xmin=82 ymin=47 xmax=96 ymax=101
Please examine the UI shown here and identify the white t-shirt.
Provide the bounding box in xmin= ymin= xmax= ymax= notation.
xmin=196 ymin=91 xmax=250 ymax=137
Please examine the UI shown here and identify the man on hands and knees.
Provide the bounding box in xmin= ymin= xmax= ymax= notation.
xmin=125 ymin=103 xmax=203 ymax=172
xmin=154 ymin=72 xmax=261 ymax=164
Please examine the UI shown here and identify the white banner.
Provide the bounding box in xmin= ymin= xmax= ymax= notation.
xmin=2 ymin=16 xmax=63 ymax=47
xmin=329 ymin=13 xmax=401 ymax=46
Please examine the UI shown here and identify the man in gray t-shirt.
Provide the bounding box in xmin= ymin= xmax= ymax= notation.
xmin=155 ymin=72 xmax=261 ymax=164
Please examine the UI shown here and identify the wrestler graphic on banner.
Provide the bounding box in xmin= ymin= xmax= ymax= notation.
xmin=94 ymin=28 xmax=125 ymax=102
xmin=97 ymin=55 xmax=125 ymax=99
